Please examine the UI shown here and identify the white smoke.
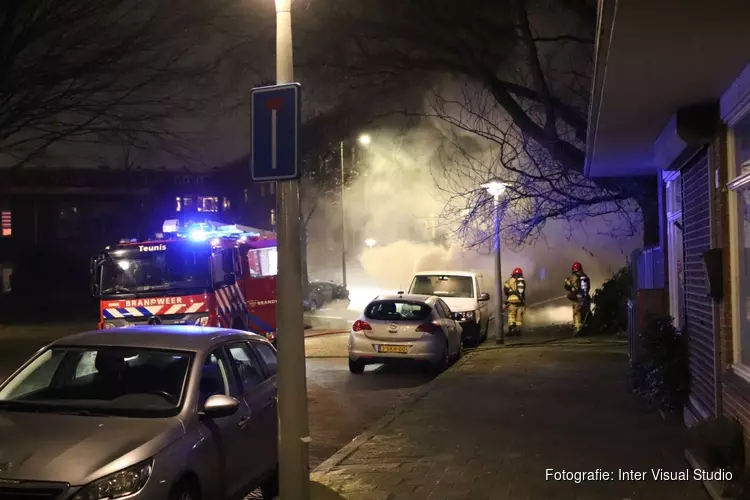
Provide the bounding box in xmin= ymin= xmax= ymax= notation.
xmin=304 ymin=118 xmax=642 ymax=325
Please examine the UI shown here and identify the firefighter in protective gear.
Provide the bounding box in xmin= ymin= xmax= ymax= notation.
xmin=504 ymin=267 xmax=526 ymax=336
xmin=564 ymin=261 xmax=591 ymax=335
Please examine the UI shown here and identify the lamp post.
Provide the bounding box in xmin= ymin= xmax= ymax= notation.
xmin=339 ymin=133 xmax=370 ymax=289
xmin=273 ymin=1 xmax=310 ymax=498
xmin=482 ymin=179 xmax=508 ymax=345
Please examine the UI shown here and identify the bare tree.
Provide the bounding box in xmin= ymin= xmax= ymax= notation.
xmin=0 ymin=0 xmax=265 ymax=168
xmin=300 ymin=0 xmax=658 ymax=247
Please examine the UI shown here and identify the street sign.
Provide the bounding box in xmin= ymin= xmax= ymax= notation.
xmin=251 ymin=83 xmax=301 ymax=181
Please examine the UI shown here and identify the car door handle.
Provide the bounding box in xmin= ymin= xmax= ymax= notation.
xmin=265 ymin=397 xmax=278 ymax=409
xmin=238 ymin=415 xmax=251 ymax=429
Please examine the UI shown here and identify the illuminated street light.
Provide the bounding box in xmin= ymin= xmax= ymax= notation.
xmin=482 ymin=179 xmax=508 ymax=200
xmin=483 ymin=179 xmax=509 ymax=345
xmin=358 ymin=134 xmax=371 ymax=146
xmin=365 ymin=238 xmax=377 ymax=248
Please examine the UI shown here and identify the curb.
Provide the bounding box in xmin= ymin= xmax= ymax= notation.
xmin=312 ymin=349 xmax=479 ymax=475
xmin=304 ymin=330 xmax=348 ymax=338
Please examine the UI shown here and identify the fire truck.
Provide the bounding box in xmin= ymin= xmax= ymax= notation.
xmin=90 ymin=219 xmax=279 ymax=342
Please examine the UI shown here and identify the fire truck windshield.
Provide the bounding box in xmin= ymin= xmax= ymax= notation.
xmin=100 ymin=243 xmax=211 ymax=295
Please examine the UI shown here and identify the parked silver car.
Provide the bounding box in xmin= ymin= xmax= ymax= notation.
xmin=0 ymin=325 xmax=279 ymax=500
xmin=348 ymin=294 xmax=463 ymax=374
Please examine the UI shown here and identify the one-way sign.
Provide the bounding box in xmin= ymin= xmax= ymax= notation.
xmin=251 ymin=83 xmax=301 ymax=181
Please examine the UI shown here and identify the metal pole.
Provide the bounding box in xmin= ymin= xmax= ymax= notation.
xmin=494 ymin=196 xmax=504 ymax=345
xmin=274 ymin=1 xmax=310 ymax=498
xmin=340 ymin=140 xmax=347 ymax=289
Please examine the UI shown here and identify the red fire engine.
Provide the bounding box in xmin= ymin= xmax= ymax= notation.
xmin=90 ymin=219 xmax=279 ymax=342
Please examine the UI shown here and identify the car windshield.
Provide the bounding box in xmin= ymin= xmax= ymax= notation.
xmin=365 ymin=300 xmax=432 ymax=321
xmin=410 ymin=275 xmax=475 ymax=298
xmin=100 ymin=242 xmax=211 ymax=294
xmin=0 ymin=346 xmax=193 ymax=418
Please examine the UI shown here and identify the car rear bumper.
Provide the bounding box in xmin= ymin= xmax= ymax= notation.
xmin=348 ymin=331 xmax=444 ymax=364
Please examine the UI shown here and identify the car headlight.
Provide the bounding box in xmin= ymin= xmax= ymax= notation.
xmin=73 ymin=460 xmax=153 ymax=500
xmin=455 ymin=311 xmax=475 ymax=321
xmin=103 ymin=322 xmax=117 ymax=329
xmin=194 ymin=316 xmax=209 ymax=326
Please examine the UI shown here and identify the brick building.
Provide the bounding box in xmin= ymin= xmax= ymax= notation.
xmin=585 ymin=0 xmax=750 ymax=467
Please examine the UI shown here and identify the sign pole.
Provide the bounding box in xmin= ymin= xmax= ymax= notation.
xmin=273 ymin=1 xmax=310 ymax=499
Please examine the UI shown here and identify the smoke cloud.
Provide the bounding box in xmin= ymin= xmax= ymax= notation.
xmin=304 ymin=118 xmax=642 ymax=325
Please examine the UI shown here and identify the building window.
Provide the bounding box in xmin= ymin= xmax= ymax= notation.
xmin=244 ymin=188 xmax=249 ymax=203
xmin=270 ymin=209 xmax=276 ymax=226
xmin=260 ymin=183 xmax=265 ymax=197
xmin=223 ymin=197 xmax=231 ymax=210
xmin=728 ymin=113 xmax=750 ymax=368
xmin=197 ymin=196 xmax=219 ymax=212
xmin=1 ymin=211 xmax=11 ymax=237
xmin=269 ymin=182 xmax=276 ymax=195
xmin=663 ymin=172 xmax=684 ymax=332
xmin=176 ymin=197 xmax=182 ymax=212
xmin=182 ymin=197 xmax=194 ymax=211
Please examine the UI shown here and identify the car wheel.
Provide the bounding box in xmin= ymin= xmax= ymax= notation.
xmin=349 ymin=359 xmax=365 ymax=374
xmin=260 ymin=467 xmax=280 ymax=499
xmin=169 ymin=480 xmax=200 ymax=500
xmin=433 ymin=342 xmax=450 ymax=373
xmin=310 ymin=299 xmax=318 ymax=312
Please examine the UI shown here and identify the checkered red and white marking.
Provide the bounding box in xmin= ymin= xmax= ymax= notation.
xmin=101 ymin=294 xmax=208 ymax=319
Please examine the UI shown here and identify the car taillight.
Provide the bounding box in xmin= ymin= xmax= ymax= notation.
xmin=352 ymin=320 xmax=372 ymax=331
xmin=416 ymin=321 xmax=442 ymax=334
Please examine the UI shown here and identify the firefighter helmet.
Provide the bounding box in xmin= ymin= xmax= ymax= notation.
xmin=572 ymin=261 xmax=583 ymax=273
xmin=512 ymin=267 xmax=523 ymax=277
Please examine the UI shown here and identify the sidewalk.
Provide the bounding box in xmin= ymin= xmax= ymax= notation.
xmin=311 ymin=337 xmax=709 ymax=500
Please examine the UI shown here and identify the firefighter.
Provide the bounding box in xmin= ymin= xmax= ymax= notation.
xmin=504 ymin=267 xmax=526 ymax=336
xmin=564 ymin=261 xmax=591 ymax=335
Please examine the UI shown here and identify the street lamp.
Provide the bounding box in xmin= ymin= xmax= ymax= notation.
xmin=358 ymin=134 xmax=371 ymax=146
xmin=339 ymin=132 xmax=370 ymax=289
xmin=365 ymin=238 xmax=376 ymax=248
xmin=273 ymin=0 xmax=310 ymax=498
xmin=481 ymin=179 xmax=508 ymax=345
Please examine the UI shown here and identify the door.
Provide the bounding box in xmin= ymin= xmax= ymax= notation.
xmin=225 ymin=341 xmax=277 ymax=488
xmin=681 ymin=152 xmax=717 ymax=418
xmin=196 ymin=347 xmax=250 ymax=499
xmin=248 ymin=341 xmax=279 ymax=471
xmin=436 ymin=299 xmax=460 ymax=355
xmin=475 ymin=275 xmax=488 ymax=332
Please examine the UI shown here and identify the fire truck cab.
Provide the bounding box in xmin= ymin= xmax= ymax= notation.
xmin=90 ymin=219 xmax=278 ymax=342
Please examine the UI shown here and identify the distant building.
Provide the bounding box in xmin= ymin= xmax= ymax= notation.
xmin=0 ymin=157 xmax=277 ymax=296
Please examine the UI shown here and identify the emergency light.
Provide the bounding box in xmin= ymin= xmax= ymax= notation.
xmin=162 ymin=219 xmax=268 ymax=244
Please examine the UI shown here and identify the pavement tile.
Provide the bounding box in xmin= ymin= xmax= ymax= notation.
xmin=313 ymin=338 xmax=709 ymax=500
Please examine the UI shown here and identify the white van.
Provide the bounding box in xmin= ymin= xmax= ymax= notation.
xmin=402 ymin=270 xmax=490 ymax=347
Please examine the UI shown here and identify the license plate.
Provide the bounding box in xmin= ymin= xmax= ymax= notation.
xmin=378 ymin=344 xmax=409 ymax=354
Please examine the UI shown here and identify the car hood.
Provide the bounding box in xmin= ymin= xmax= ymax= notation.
xmin=0 ymin=411 xmax=184 ymax=485
xmin=440 ymin=297 xmax=479 ymax=313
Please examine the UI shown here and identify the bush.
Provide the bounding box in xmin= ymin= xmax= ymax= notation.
xmin=632 ymin=317 xmax=690 ymax=413
xmin=588 ymin=265 xmax=631 ymax=334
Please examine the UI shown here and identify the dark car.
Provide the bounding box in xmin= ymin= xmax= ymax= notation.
xmin=303 ymin=281 xmax=350 ymax=312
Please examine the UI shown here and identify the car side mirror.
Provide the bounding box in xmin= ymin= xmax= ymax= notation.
xmin=224 ymin=273 xmax=236 ymax=286
xmin=201 ymin=394 xmax=240 ymax=419
xmin=479 ymin=292 xmax=490 ymax=301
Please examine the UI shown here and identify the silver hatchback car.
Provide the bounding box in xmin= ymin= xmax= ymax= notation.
xmin=348 ymin=294 xmax=463 ymax=374
xmin=0 ymin=325 xmax=279 ymax=500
